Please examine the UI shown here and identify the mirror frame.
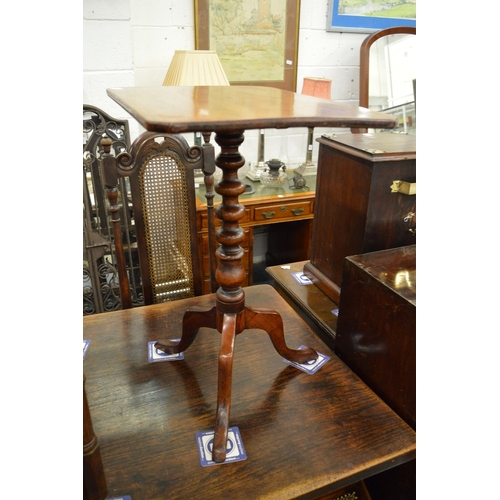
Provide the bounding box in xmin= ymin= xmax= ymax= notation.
xmin=359 ymin=26 xmax=416 ymax=109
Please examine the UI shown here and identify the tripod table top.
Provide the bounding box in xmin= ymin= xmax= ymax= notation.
xmin=107 ymin=85 xmax=397 ymax=134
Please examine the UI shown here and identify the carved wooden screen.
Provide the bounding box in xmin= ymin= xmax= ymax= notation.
xmin=83 ymin=106 xmax=144 ymax=314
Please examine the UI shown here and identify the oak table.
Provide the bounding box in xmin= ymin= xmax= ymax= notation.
xmin=83 ymin=285 xmax=415 ymax=499
xmin=106 ymin=86 xmax=397 ymax=462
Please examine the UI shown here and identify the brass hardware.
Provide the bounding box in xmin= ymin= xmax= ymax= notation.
xmin=262 ymin=211 xmax=275 ymax=219
xmin=331 ymin=493 xmax=358 ymax=500
xmin=390 ymin=180 xmax=416 ymax=195
xmin=409 ymin=228 xmax=416 ymax=235
xmin=291 ymin=208 xmax=304 ymax=216
xmin=280 ymin=206 xmax=287 ymax=212
xmin=403 ymin=212 xmax=415 ymax=223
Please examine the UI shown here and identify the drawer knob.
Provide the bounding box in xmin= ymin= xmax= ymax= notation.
xmin=262 ymin=211 xmax=276 ymax=219
xmin=291 ymin=208 xmax=304 ymax=216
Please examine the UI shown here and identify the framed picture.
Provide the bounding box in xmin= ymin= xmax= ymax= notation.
xmin=327 ymin=0 xmax=416 ymax=33
xmin=195 ymin=0 xmax=300 ymax=91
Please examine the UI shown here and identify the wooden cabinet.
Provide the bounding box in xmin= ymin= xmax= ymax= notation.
xmin=335 ymin=245 xmax=416 ymax=500
xmin=196 ymin=177 xmax=316 ymax=293
xmin=304 ymin=133 xmax=416 ymax=303
xmin=336 ymin=245 xmax=416 ymax=429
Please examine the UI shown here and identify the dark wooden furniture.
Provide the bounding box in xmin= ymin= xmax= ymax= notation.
xmin=335 ymin=245 xmax=416 ymax=500
xmin=106 ymin=85 xmax=397 ymax=462
xmin=101 ymin=131 xmax=217 ymax=307
xmin=84 ymin=105 xmax=217 ymax=313
xmin=336 ymin=245 xmax=416 ymax=429
xmin=83 ymin=105 xmax=133 ymax=314
xmin=304 ymin=132 xmax=416 ymax=303
xmin=266 ymin=261 xmax=338 ymax=348
xmin=83 ymin=376 xmax=107 ymax=500
xmin=83 ymin=284 xmax=416 ymax=499
xmin=195 ymin=176 xmax=317 ymax=293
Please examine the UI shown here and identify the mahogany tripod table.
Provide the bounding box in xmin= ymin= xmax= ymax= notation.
xmin=107 ymin=86 xmax=397 ymax=463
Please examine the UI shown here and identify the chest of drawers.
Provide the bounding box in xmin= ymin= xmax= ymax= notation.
xmin=304 ymin=133 xmax=416 ymax=303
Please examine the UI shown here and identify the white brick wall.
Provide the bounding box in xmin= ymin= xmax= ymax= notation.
xmin=83 ymin=0 xmax=366 ymax=166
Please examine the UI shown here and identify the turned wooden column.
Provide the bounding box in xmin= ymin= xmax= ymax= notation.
xmin=101 ymin=135 xmax=132 ymax=309
xmin=83 ymin=376 xmax=107 ymax=500
xmin=213 ymin=131 xmax=247 ymax=317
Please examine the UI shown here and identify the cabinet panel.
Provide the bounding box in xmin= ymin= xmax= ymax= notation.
xmin=266 ymin=219 xmax=313 ymax=266
xmin=304 ymin=133 xmax=416 ymax=303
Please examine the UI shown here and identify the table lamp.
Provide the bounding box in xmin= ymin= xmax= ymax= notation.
xmin=246 ymin=129 xmax=267 ymax=181
xmin=297 ymin=77 xmax=332 ymax=175
xmin=163 ymin=50 xmax=230 ymax=146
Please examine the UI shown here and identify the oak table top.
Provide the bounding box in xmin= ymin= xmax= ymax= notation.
xmin=83 ymin=285 xmax=415 ymax=500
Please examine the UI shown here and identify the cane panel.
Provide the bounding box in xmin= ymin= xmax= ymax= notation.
xmin=139 ymin=153 xmax=195 ymax=303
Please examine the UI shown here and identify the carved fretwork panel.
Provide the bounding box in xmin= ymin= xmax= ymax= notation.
xmin=83 ymin=105 xmax=144 ymax=314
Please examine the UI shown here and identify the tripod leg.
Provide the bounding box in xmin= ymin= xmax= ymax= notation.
xmin=155 ymin=305 xmax=217 ymax=354
xmin=212 ymin=313 xmax=237 ymax=463
xmin=244 ymin=306 xmax=318 ymax=364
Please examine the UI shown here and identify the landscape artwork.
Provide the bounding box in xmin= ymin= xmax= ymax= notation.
xmin=328 ymin=0 xmax=416 ymax=32
xmin=338 ymin=0 xmax=416 ymax=20
xmin=210 ymin=0 xmax=286 ymax=83
xmin=196 ymin=0 xmax=299 ymax=90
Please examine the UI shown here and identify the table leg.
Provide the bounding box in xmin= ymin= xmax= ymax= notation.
xmin=156 ymin=130 xmax=318 ymax=463
xmin=84 ymin=376 xmax=108 ymax=500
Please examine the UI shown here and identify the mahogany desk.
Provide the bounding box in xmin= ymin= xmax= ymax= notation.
xmin=106 ymin=86 xmax=397 ymax=462
xmin=196 ymin=176 xmax=317 ymax=293
xmin=83 ymin=285 xmax=415 ymax=500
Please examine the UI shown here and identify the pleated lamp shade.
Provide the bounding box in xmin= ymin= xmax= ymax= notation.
xmin=301 ymin=77 xmax=332 ymax=99
xmin=163 ymin=50 xmax=230 ymax=86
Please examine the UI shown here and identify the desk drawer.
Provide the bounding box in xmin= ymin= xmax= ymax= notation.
xmin=199 ymin=208 xmax=251 ymax=229
xmin=254 ymin=201 xmax=312 ymax=222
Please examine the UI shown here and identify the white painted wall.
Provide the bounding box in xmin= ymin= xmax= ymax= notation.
xmin=83 ymin=0 xmax=367 ymax=168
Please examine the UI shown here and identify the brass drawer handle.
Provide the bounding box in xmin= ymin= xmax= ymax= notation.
xmin=390 ymin=180 xmax=416 ymax=195
xmin=262 ymin=211 xmax=275 ymax=219
xmin=291 ymin=208 xmax=304 ymax=216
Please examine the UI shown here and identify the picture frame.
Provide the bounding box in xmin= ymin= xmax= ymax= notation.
xmin=195 ymin=0 xmax=300 ymax=91
xmin=326 ymin=0 xmax=416 ymax=33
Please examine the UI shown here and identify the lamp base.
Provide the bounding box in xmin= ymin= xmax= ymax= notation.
xmin=295 ymin=160 xmax=317 ymax=176
xmin=246 ymin=162 xmax=267 ymax=181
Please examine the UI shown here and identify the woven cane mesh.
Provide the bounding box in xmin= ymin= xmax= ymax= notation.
xmin=139 ymin=153 xmax=195 ymax=303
